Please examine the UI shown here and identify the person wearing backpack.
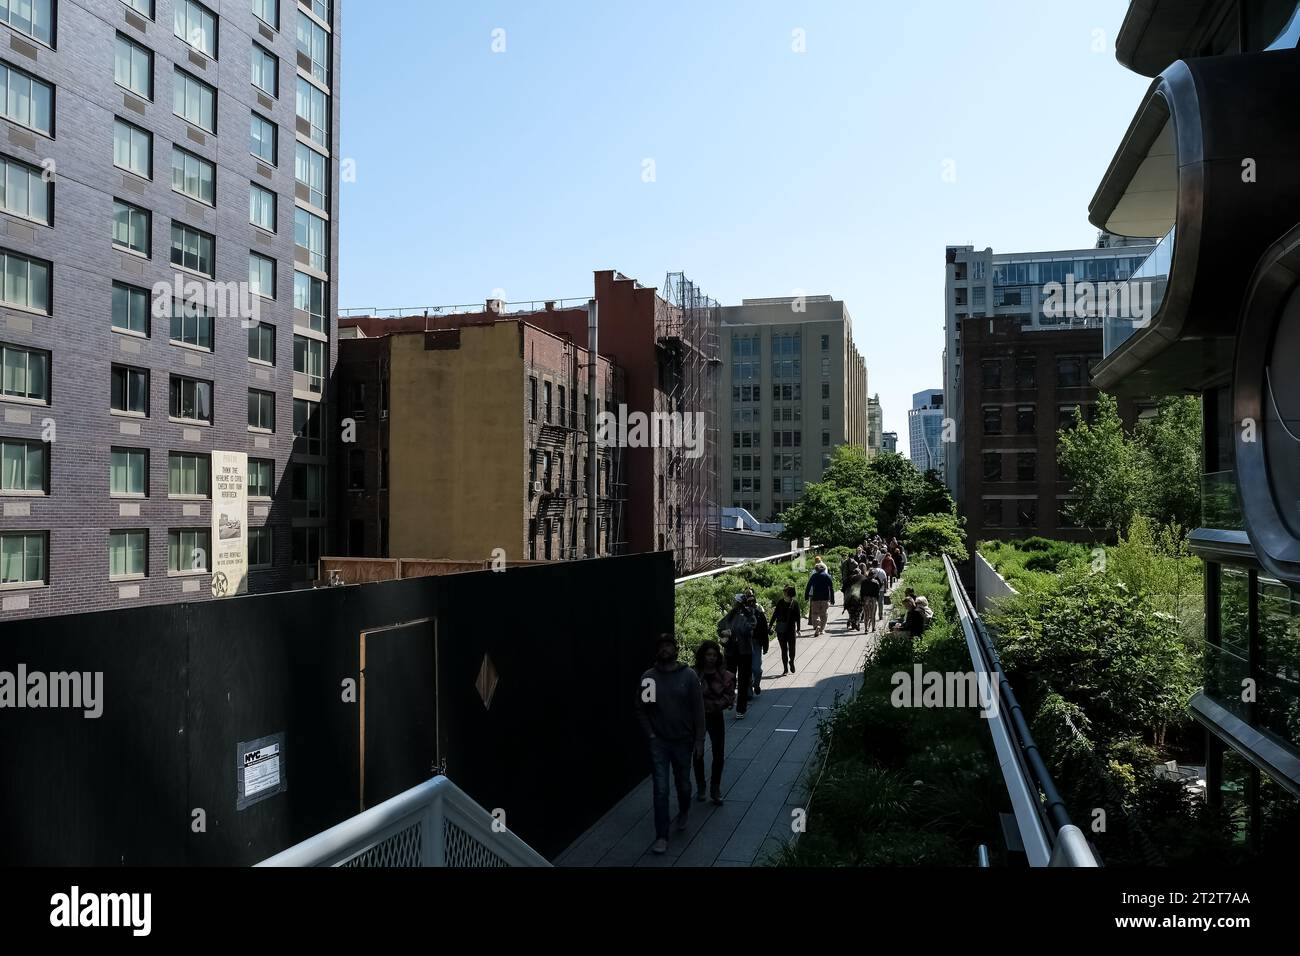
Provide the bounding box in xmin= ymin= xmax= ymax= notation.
xmin=804 ymin=561 xmax=835 ymax=637
xmin=772 ymin=585 xmax=802 ymax=674
xmin=692 ymin=640 xmax=734 ymax=806
xmin=744 ymin=589 xmax=770 ymax=697
xmin=861 ymin=565 xmax=882 ymax=633
xmin=717 ymin=595 xmax=757 ymax=719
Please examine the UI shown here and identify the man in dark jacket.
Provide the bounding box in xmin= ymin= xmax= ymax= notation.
xmin=805 ymin=562 xmax=835 ymax=636
xmin=744 ymin=589 xmax=770 ymax=697
xmin=637 ymin=633 xmax=706 ymax=855
xmin=717 ymin=595 xmax=757 ymax=718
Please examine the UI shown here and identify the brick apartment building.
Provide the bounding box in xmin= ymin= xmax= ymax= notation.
xmin=335 ymin=307 xmax=624 ymax=563
xmin=958 ymin=316 xmax=1140 ymax=546
xmin=0 ymin=0 xmax=342 ymax=620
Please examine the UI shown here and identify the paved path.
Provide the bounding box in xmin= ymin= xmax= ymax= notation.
xmin=557 ymin=594 xmax=878 ymax=867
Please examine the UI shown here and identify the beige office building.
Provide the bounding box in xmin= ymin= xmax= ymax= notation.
xmin=720 ymin=296 xmax=868 ymax=522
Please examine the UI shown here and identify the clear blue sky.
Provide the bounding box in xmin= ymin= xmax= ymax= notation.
xmin=339 ymin=0 xmax=1149 ymax=447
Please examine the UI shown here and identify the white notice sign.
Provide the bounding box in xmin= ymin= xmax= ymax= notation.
xmin=243 ymin=742 xmax=281 ymax=797
xmin=211 ymin=450 xmax=248 ymax=598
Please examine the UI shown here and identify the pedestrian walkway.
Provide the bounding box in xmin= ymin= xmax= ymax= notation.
xmin=557 ymin=594 xmax=879 ymax=867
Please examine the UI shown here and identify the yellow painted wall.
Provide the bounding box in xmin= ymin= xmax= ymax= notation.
xmin=387 ymin=324 xmax=525 ymax=561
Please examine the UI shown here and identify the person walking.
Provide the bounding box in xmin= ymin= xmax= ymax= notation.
xmin=745 ymin=589 xmax=770 ymax=697
xmin=636 ymin=633 xmax=706 ymax=855
xmin=840 ymin=551 xmax=859 ymax=596
xmin=692 ymin=640 xmax=734 ymax=806
xmin=870 ymin=561 xmax=890 ymax=625
xmin=772 ymin=585 xmax=802 ymax=674
xmin=717 ymin=595 xmax=757 ymax=719
xmin=861 ymin=564 xmax=882 ymax=633
xmin=844 ymin=563 xmax=866 ymax=630
xmin=805 ymin=561 xmax=835 ymax=637
xmin=881 ymin=551 xmax=897 ymax=588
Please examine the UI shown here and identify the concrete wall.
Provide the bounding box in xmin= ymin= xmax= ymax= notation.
xmin=974 ymin=550 xmax=1018 ymax=615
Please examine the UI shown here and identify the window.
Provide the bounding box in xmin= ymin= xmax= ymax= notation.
xmin=294 ymin=207 xmax=328 ymax=272
xmin=528 ymin=376 xmax=537 ymax=419
xmin=1017 ymin=452 xmax=1037 ymax=482
xmin=0 ymin=531 xmax=45 ymax=585
xmin=252 ymin=0 xmax=277 ymax=27
xmin=822 ymin=431 xmax=830 ymax=448
xmin=1016 ymin=405 xmax=1036 ymax=435
xmin=170 ymin=222 xmax=214 ymax=277
xmin=821 ymin=382 xmax=830 ymax=400
xmin=251 ymin=43 xmax=278 ymax=96
xmin=0 ymin=249 xmax=50 ymax=313
xmin=981 ymin=359 xmax=1002 ymax=389
xmin=295 ymin=142 xmax=327 ymax=209
xmin=1056 ymin=356 xmax=1084 ymax=388
xmin=305 ymin=0 xmax=330 ymax=24
xmin=293 ymin=398 xmax=321 ymax=454
xmin=168 ymin=529 xmax=210 ymax=573
xmin=111 ymin=364 xmax=148 ymax=415
xmin=0 ymin=60 xmax=53 ymax=135
xmin=248 ymin=321 xmax=275 ymax=363
xmin=168 ymin=451 xmax=209 ymax=497
xmin=294 ymin=335 xmax=323 ymax=393
xmin=291 ymin=462 xmax=323 ymax=518
xmin=293 ymin=271 xmax=325 ymax=331
xmin=109 ymin=531 xmax=147 ymax=579
xmin=0 ymin=152 xmax=52 ymax=223
xmin=249 ymin=526 xmax=273 ymax=568
xmin=983 ymin=452 xmax=1002 ymax=482
xmin=112 ymin=282 xmax=149 ymax=335
xmin=250 ymin=112 xmax=277 ymax=165
xmin=543 ymin=381 xmax=552 ymax=422
xmin=1015 ymin=356 xmax=1036 ymax=389
xmin=170 ymin=298 xmax=212 ymax=350
xmin=380 ymin=449 xmax=388 ymax=489
xmin=249 ymin=253 xmax=275 ymax=298
xmin=821 ymin=357 xmax=830 ymax=377
xmin=1 ymin=0 xmax=53 ymax=45
xmin=121 ymin=0 xmax=153 ymax=17
xmin=115 ymin=33 xmax=152 ymax=99
xmin=1 ymin=343 xmax=47 ymax=402
xmin=173 ymin=68 xmax=215 ymax=133
xmin=174 ymin=0 xmax=217 ymax=58
xmin=112 ymin=199 xmax=150 ymax=256
xmin=296 ymin=76 xmax=329 ymax=147
xmin=114 ymin=119 xmax=152 ymax=180
xmin=348 ymin=449 xmax=364 ymax=489
xmin=248 ymin=388 xmax=275 ymax=431
xmin=821 ymin=405 xmax=830 ymax=421
xmin=170 ymin=147 xmax=214 ymax=205
xmin=248 ymin=458 xmax=273 ymax=498
xmin=292 ymin=526 xmax=321 ymax=569
xmin=0 ymin=437 xmax=44 ymax=492
xmin=169 ymin=375 xmax=212 ymax=423
xmin=249 ymin=182 xmax=277 ymax=232
xmin=349 ymin=381 xmax=365 ymax=418
xmin=110 ymin=447 xmax=147 ymax=496
xmin=982 ymin=406 xmax=1002 ymax=436
xmin=982 ymin=500 xmax=1003 ymax=527
xmin=1017 ymin=499 xmax=1038 ymax=528
xmin=296 ymin=11 xmax=329 ymax=84
xmin=821 ymin=334 xmax=829 ymax=351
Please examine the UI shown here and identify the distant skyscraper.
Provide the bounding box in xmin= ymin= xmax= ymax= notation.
xmin=867 ymin=394 xmax=883 ymax=456
xmin=881 ymin=432 xmax=898 ymax=454
xmin=908 ymin=389 xmax=945 ymax=473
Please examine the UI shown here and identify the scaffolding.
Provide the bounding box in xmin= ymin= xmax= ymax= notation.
xmin=656 ymin=272 xmax=722 ymax=575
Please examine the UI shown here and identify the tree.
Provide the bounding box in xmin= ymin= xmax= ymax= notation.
xmin=903 ymin=513 xmax=968 ymax=561
xmin=1135 ymin=396 xmax=1202 ymax=533
xmin=868 ymin=453 xmax=954 ymax=538
xmin=1058 ymin=393 xmax=1145 ymax=535
xmin=779 ymin=482 xmax=877 ymax=547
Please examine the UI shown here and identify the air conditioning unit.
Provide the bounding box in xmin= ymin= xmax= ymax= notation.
xmin=380 ymin=410 xmax=389 ymax=420
xmin=533 ymin=481 xmax=545 ymax=494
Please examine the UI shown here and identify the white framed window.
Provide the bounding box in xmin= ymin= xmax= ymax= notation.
xmin=291 ymin=462 xmax=323 ymax=518
xmin=173 ymin=0 xmax=217 ymax=59
xmin=0 ymin=531 xmax=46 ymax=585
xmin=114 ymin=118 xmax=152 ymax=180
xmin=0 ymin=60 xmax=52 ymax=135
xmin=294 ymin=207 xmax=327 ymax=272
xmin=250 ymin=111 xmax=277 ymax=165
xmin=0 ymin=343 xmax=48 ymax=402
xmin=110 ymin=447 xmax=148 ymax=497
xmin=249 ymin=525 xmax=273 ymax=568
xmin=111 ymin=363 xmax=149 ymax=415
xmin=120 ymin=0 xmax=153 ymax=19
xmin=168 ymin=451 xmax=209 ymax=497
xmin=1 ymin=0 xmax=54 ymax=47
xmin=168 ymin=528 xmax=210 ymax=573
xmin=0 ymin=437 xmax=45 ymax=493
xmin=115 ymin=32 xmax=153 ymax=99
xmin=249 ymin=252 xmax=275 ymax=299
xmin=251 ymin=43 xmax=278 ymax=96
xmin=248 ymin=458 xmax=274 ymax=498
xmin=295 ymin=76 xmax=328 ymax=148
xmin=169 ymin=374 xmax=212 ymax=423
xmin=112 ymin=282 xmax=149 ymax=335
xmin=170 ymin=146 xmax=214 ymax=205
xmin=247 ymin=321 xmax=275 ymax=364
xmin=173 ymin=67 xmax=215 ymax=133
xmin=252 ymin=0 xmax=278 ymax=30
xmin=109 ymin=530 xmax=148 ymax=579
xmin=112 ymin=198 xmax=151 ymax=256
xmin=170 ymin=298 xmax=212 ymax=350
xmin=170 ymin=221 xmax=214 ymax=277
xmin=293 ymin=334 xmax=323 ymax=393
xmin=295 ymin=142 xmax=327 ymax=209
xmin=0 ymin=248 xmax=51 ymax=313
xmin=304 ymin=0 xmax=330 ymax=26
xmin=296 ymin=11 xmax=329 ymax=84
xmin=249 ymin=182 xmax=276 ymax=232
xmin=248 ymin=388 xmax=275 ymax=431
xmin=0 ymin=152 xmax=52 ymax=223
xmin=293 ymin=271 xmax=325 ymax=332
xmin=293 ymin=398 xmax=321 ymax=455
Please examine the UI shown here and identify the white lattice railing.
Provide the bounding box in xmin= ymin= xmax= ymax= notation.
xmin=255 ymin=777 xmax=550 ymax=868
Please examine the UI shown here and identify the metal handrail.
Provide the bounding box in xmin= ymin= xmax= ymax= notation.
xmin=255 ymin=776 xmax=550 ymax=868
xmin=674 ymin=548 xmax=806 ymax=587
xmin=942 ymin=554 xmax=1099 ymax=867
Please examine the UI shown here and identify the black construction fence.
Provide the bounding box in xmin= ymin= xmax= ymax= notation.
xmin=0 ymin=551 xmax=673 ymax=864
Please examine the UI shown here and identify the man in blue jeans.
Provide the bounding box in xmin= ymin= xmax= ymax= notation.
xmin=636 ymin=633 xmax=706 ymax=854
